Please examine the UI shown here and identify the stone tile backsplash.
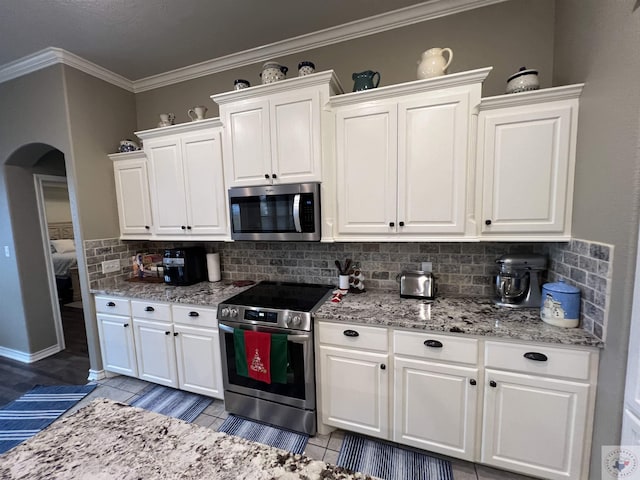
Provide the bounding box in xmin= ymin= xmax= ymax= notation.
xmin=84 ymin=238 xmax=612 ymax=341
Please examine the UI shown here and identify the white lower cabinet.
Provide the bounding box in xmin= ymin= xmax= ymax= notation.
xmin=95 ymin=296 xmax=223 ymax=399
xmin=132 ymin=318 xmax=178 ymax=387
xmin=95 ymin=295 xmax=137 ymax=377
xmin=96 ymin=313 xmax=137 ymax=377
xmin=318 ymin=323 xmax=389 ymax=439
xmin=316 ymin=322 xmax=598 ymax=480
xmin=393 ymin=330 xmax=479 ymax=461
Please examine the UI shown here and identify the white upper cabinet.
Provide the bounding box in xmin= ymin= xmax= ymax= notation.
xmin=136 ymin=118 xmax=228 ymax=239
xmin=329 ymin=68 xmax=491 ymax=241
xmin=212 ymin=71 xmax=343 ymax=187
xmin=109 ymin=151 xmax=153 ymax=238
xmin=476 ymin=85 xmax=583 ymax=240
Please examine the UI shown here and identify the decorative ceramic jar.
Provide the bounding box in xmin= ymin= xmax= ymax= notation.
xmin=506 ymin=67 xmax=540 ymax=94
xmin=540 ymin=280 xmax=580 ymax=328
xmin=118 ymin=139 xmax=139 ymax=153
xmin=352 ymin=70 xmax=381 ymax=91
xmin=298 ymin=61 xmax=315 ymax=76
xmin=417 ymin=47 xmax=453 ymax=79
xmin=233 ymin=79 xmax=250 ymax=90
xmin=260 ymin=62 xmax=288 ymax=84
xmin=158 ymin=113 xmax=175 ymax=127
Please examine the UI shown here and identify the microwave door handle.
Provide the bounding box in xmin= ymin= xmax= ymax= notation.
xmin=293 ymin=194 xmax=302 ymax=233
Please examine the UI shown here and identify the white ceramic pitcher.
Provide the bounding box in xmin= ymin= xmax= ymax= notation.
xmin=417 ymin=47 xmax=453 ymax=79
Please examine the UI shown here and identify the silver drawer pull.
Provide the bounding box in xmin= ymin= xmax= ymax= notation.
xmin=524 ymin=352 xmax=548 ymax=362
xmin=424 ymin=339 xmax=443 ymax=348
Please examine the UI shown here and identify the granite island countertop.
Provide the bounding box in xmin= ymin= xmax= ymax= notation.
xmin=315 ymin=290 xmax=604 ymax=348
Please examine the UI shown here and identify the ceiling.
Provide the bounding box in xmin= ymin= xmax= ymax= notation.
xmin=0 ymin=0 xmax=436 ymax=81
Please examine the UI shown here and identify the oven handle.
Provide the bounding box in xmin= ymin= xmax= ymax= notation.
xmin=219 ymin=322 xmax=311 ymax=344
xmin=293 ymin=194 xmax=302 ymax=233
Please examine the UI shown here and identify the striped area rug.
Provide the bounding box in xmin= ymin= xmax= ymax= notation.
xmin=218 ymin=414 xmax=308 ymax=454
xmin=336 ymin=433 xmax=453 ymax=480
xmin=130 ymin=385 xmax=212 ymax=422
xmin=0 ymin=384 xmax=96 ymax=454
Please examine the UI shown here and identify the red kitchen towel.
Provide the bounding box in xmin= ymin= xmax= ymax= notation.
xmin=244 ymin=330 xmax=271 ymax=384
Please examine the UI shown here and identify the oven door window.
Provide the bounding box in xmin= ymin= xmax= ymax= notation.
xmin=222 ymin=329 xmax=307 ymax=400
xmin=230 ymin=194 xmax=296 ymax=234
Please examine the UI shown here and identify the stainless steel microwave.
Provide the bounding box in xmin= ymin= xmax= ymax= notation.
xmin=228 ymin=183 xmax=321 ymax=241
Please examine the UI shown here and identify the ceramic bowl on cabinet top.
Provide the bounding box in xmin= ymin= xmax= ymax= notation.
xmin=118 ymin=139 xmax=139 ymax=152
xmin=506 ymin=67 xmax=540 ymax=94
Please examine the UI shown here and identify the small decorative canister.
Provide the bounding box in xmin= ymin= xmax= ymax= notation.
xmin=298 ymin=61 xmax=315 ymax=76
xmin=260 ymin=62 xmax=288 ymax=84
xmin=233 ymin=79 xmax=250 ymax=90
xmin=540 ymin=280 xmax=580 ymax=328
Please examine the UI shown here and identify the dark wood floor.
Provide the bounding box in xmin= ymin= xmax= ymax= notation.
xmin=0 ymin=304 xmax=90 ymax=407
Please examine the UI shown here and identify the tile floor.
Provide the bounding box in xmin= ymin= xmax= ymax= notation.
xmin=67 ymin=375 xmax=537 ymax=480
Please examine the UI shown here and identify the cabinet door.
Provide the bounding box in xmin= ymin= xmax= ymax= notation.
xmin=394 ymin=357 xmax=478 ymax=461
xmin=481 ymin=369 xmax=589 ymax=480
xmin=398 ymin=92 xmax=470 ymax=235
xmin=181 ymin=129 xmax=228 ymax=236
xmin=113 ymin=158 xmax=153 ymax=236
xmin=622 ymin=408 xmax=640 ymax=445
xmin=132 ymin=318 xmax=178 ymax=387
xmin=221 ymin=99 xmax=272 ymax=187
xmin=96 ymin=313 xmax=137 ymax=377
xmin=174 ymin=324 xmax=223 ymax=398
xmin=270 ymin=89 xmax=322 ymax=184
xmin=479 ymin=104 xmax=574 ymax=235
xmin=146 ymin=138 xmax=188 ymax=234
xmin=319 ymin=345 xmax=389 ymax=439
xmin=335 ymin=103 xmax=398 ymax=235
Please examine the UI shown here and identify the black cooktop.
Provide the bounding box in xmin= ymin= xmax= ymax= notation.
xmin=223 ymin=281 xmax=334 ymax=312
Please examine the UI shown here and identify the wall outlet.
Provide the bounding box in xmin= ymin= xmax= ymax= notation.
xmin=421 ymin=261 xmax=432 ymax=272
xmin=101 ymin=259 xmax=121 ymax=274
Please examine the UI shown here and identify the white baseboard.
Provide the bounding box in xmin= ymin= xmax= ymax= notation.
xmin=0 ymin=344 xmax=62 ymax=363
xmin=87 ymin=369 xmax=109 ymax=381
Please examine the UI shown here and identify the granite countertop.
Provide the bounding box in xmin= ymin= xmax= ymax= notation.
xmin=0 ymin=398 xmax=375 ymax=479
xmin=315 ymin=290 xmax=604 ymax=348
xmin=91 ymin=280 xmax=252 ymax=306
xmin=91 ymin=281 xmax=603 ymax=348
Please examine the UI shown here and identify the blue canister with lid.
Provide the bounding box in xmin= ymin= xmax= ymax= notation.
xmin=540 ymin=280 xmax=580 ymax=328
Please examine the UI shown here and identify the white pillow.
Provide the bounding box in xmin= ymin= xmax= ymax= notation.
xmin=51 ymin=239 xmax=75 ymax=253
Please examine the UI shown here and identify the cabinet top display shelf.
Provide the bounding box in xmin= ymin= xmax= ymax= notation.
xmin=135 ymin=117 xmax=222 ymax=140
xmin=329 ymin=66 xmax=493 ymax=107
xmin=211 ymin=70 xmax=344 ymax=105
xmin=479 ymin=83 xmax=585 ymax=111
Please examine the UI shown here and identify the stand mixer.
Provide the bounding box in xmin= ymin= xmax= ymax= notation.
xmin=493 ymin=254 xmax=547 ymax=308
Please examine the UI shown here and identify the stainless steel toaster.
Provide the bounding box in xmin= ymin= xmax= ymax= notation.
xmin=399 ymin=270 xmax=436 ymax=300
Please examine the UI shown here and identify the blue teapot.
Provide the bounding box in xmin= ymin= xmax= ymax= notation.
xmin=352 ymin=70 xmax=380 ymax=92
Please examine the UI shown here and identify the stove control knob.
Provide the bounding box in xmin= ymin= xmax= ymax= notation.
xmin=291 ymin=314 xmax=302 ymax=326
xmin=229 ymin=308 xmax=239 ymax=318
xmin=221 ymin=307 xmax=230 ymax=318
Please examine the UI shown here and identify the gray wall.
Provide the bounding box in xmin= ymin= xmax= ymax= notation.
xmin=135 ymin=0 xmax=556 ymax=129
xmin=553 ymin=0 xmax=640 ymax=476
xmin=0 ymin=64 xmax=136 ymax=364
xmin=0 ymin=65 xmax=72 ymax=353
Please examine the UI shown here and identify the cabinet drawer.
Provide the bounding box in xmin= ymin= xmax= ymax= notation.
xmin=484 ymin=341 xmax=592 ymax=380
xmin=394 ymin=331 xmax=478 ymax=365
xmin=318 ymin=322 xmax=388 ymax=352
xmin=95 ymin=295 xmax=130 ymax=316
xmin=172 ymin=304 xmax=217 ymax=329
xmin=131 ymin=300 xmax=171 ymax=322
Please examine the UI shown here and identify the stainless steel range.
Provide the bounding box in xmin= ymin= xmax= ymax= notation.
xmin=217 ymin=281 xmax=334 ymax=435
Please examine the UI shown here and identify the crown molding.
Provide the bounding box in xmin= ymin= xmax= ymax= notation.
xmin=329 ymin=67 xmax=493 ymax=107
xmin=479 ymin=83 xmax=585 ymax=110
xmin=133 ymin=0 xmax=507 ymax=93
xmin=0 ymin=0 xmax=504 ymax=92
xmin=135 ymin=117 xmax=222 ymax=140
xmin=0 ymin=47 xmax=133 ymax=91
xmin=211 ymin=70 xmax=343 ymax=105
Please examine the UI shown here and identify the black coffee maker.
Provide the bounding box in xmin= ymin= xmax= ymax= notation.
xmin=163 ymin=247 xmax=207 ymax=286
